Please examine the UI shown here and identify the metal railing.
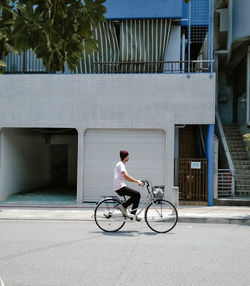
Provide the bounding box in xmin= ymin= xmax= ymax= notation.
xmin=93 ymin=60 xmax=214 ymax=74
xmin=215 ymin=110 xmax=235 ymax=197
xmin=217 ymin=169 xmax=234 ymax=198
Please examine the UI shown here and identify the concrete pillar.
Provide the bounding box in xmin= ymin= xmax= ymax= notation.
xmin=76 ymin=128 xmax=84 ymax=204
xmin=165 ymin=125 xmax=175 ymax=203
xmin=206 ymin=124 xmax=215 ymax=206
xmin=172 ymin=186 xmax=179 ymax=209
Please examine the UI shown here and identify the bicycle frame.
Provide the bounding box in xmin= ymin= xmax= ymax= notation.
xmin=116 ymin=179 xmax=158 ymax=217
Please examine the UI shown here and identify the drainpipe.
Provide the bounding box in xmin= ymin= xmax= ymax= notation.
xmin=206 ymin=124 xmax=215 ymax=206
xmin=214 ymin=50 xmax=228 ymax=108
xmin=187 ymin=0 xmax=191 ymax=78
xmin=247 ymin=46 xmax=250 ymax=125
xmin=182 ymin=32 xmax=186 ymax=73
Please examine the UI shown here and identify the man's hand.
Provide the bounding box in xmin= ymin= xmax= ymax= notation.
xmin=137 ymin=180 xmax=144 ymax=187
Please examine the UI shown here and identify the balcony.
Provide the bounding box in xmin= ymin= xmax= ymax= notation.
xmin=3 ymin=53 xmax=213 ymax=75
xmin=91 ymin=60 xmax=213 ymax=74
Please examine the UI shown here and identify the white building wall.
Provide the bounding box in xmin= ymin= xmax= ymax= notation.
xmin=0 ymin=74 xmax=215 ymax=128
xmin=0 ymin=73 xmax=215 ymax=203
xmin=0 ymin=129 xmax=50 ymax=201
xmin=50 ymin=135 xmax=78 ymax=187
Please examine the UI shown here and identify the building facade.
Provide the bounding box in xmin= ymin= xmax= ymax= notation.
xmin=0 ymin=0 xmax=216 ymax=205
xmin=215 ymin=0 xmax=250 ymax=200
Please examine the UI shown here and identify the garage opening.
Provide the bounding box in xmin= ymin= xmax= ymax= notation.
xmin=0 ymin=128 xmax=78 ymax=206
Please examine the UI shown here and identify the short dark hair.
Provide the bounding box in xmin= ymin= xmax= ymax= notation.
xmin=120 ymin=150 xmax=129 ymax=161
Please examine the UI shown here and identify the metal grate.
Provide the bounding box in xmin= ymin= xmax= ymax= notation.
xmin=217 ymin=169 xmax=234 ymax=198
xmin=175 ymin=158 xmax=208 ymax=201
xmin=185 ymin=0 xmax=214 ymax=75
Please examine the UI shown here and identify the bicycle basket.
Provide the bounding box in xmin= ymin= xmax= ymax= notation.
xmin=153 ymin=186 xmax=165 ymax=199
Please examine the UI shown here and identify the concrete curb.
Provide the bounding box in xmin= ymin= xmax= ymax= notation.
xmin=0 ymin=217 xmax=249 ymax=225
xmin=178 ymin=217 xmax=250 ymax=226
xmin=0 ymin=207 xmax=250 ymax=226
xmin=0 ymin=214 xmax=249 ymax=226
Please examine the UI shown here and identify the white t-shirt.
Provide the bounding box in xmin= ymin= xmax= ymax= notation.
xmin=113 ymin=161 xmax=126 ymax=191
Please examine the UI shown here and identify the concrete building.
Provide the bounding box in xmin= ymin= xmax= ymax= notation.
xmin=0 ymin=0 xmax=215 ymax=206
xmin=214 ymin=0 xmax=250 ymax=201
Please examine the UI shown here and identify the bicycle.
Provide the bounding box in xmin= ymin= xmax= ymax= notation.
xmin=94 ymin=179 xmax=178 ymax=233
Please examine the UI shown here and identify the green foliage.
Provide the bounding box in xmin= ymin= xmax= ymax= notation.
xmin=0 ymin=0 xmax=107 ymax=72
xmin=243 ymin=133 xmax=250 ymax=142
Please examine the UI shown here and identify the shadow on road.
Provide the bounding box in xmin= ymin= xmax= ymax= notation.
xmin=91 ymin=230 xmax=176 ymax=236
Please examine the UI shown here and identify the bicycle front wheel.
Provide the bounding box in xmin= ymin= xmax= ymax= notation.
xmin=94 ymin=198 xmax=125 ymax=232
xmin=145 ymin=199 xmax=178 ymax=233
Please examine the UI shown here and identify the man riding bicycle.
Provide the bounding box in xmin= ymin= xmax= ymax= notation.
xmin=113 ymin=150 xmax=144 ymax=221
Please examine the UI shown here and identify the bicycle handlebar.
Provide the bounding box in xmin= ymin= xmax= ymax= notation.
xmin=141 ymin=179 xmax=152 ymax=194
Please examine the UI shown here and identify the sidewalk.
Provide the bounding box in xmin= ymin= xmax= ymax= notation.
xmin=0 ymin=205 xmax=249 ymax=225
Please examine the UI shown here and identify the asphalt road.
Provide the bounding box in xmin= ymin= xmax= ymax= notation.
xmin=0 ymin=220 xmax=249 ymax=286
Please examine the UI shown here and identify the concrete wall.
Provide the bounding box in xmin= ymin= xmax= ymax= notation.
xmin=0 ymin=74 xmax=215 ymax=128
xmin=228 ymin=0 xmax=250 ymax=51
xmin=232 ymin=0 xmax=250 ymax=44
xmin=217 ymin=69 xmax=233 ymax=124
xmin=0 ymin=73 xmax=215 ymax=203
xmin=0 ymin=129 xmax=50 ymax=201
xmin=50 ymin=135 xmax=78 ymax=186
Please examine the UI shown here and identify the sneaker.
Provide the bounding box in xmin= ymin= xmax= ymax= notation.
xmin=129 ymin=215 xmax=142 ymax=222
xmin=103 ymin=211 xmax=111 ymax=219
xmin=118 ymin=204 xmax=128 ymax=217
xmin=135 ymin=216 xmax=142 ymax=222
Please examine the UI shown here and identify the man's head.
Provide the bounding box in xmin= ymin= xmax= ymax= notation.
xmin=120 ymin=150 xmax=129 ymax=162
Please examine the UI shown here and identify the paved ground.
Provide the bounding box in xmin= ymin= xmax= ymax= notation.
xmin=0 ymin=205 xmax=249 ymax=225
xmin=0 ymin=221 xmax=249 ymax=286
xmin=0 ymin=187 xmax=76 ymax=206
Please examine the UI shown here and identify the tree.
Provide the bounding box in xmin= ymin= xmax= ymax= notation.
xmin=0 ymin=0 xmax=106 ymax=73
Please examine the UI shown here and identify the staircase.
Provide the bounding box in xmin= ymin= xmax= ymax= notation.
xmin=223 ymin=124 xmax=250 ymax=197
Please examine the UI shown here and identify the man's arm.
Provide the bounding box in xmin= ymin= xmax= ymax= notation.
xmin=122 ymin=171 xmax=143 ymax=186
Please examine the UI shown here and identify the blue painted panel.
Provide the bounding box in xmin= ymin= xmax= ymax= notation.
xmin=181 ymin=0 xmax=209 ymax=26
xmin=104 ymin=0 xmax=183 ymax=19
xmin=205 ymin=124 xmax=214 ymax=206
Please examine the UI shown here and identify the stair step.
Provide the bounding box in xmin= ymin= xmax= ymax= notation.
xmin=235 ymin=175 xmax=250 ymax=180
xmin=231 ymin=154 xmax=249 ymax=158
xmin=228 ymin=142 xmax=246 ymax=147
xmin=230 ymin=149 xmax=246 ymax=153
xmin=236 ymin=184 xmax=250 ymax=190
xmin=232 ymin=156 xmax=249 ymax=160
xmin=234 ymin=165 xmax=250 ymax=170
xmin=231 ymin=150 xmax=248 ymax=153
xmin=224 ymin=134 xmax=241 ymax=137
xmin=236 ymin=179 xmax=250 ymax=185
xmin=234 ymin=160 xmax=250 ymax=164
xmin=235 ymin=190 xmax=250 ymax=197
xmin=235 ymin=171 xmax=250 ymax=177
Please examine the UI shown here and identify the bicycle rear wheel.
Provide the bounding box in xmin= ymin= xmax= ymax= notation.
xmin=145 ymin=199 xmax=178 ymax=233
xmin=94 ymin=198 xmax=126 ymax=232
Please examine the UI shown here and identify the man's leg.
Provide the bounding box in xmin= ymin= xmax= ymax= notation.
xmin=116 ymin=186 xmax=141 ymax=215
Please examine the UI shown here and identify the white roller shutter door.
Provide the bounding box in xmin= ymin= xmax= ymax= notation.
xmin=83 ymin=129 xmax=166 ymax=201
